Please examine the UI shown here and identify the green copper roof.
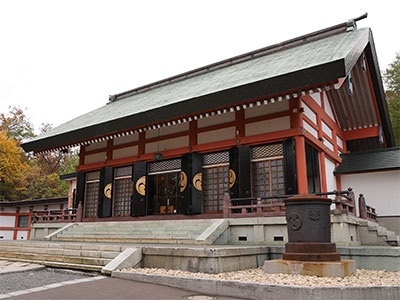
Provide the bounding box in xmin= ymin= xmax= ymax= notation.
xmin=22 ymin=27 xmax=371 ymax=152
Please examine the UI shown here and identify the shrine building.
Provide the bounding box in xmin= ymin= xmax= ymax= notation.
xmin=21 ymin=17 xmax=397 ymax=224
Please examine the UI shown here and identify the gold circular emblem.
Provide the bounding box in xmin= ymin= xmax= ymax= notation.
xmin=136 ymin=176 xmax=146 ymax=196
xmin=104 ymin=183 xmax=112 ymax=198
xmin=179 ymin=171 xmax=187 ymax=192
xmin=193 ymin=173 xmax=202 ymax=191
xmin=228 ymin=169 xmax=236 ymax=188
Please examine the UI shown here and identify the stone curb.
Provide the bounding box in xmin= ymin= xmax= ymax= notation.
xmin=0 ymin=264 xmax=45 ymax=275
xmin=0 ymin=276 xmax=106 ymax=299
xmin=112 ymin=271 xmax=400 ymax=300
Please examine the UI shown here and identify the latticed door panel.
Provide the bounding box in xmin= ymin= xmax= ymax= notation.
xmin=202 ymin=165 xmax=229 ymax=212
xmin=252 ymin=158 xmax=285 ymax=206
xmin=84 ymin=182 xmax=99 ymax=217
xmin=113 ymin=178 xmax=132 ymax=216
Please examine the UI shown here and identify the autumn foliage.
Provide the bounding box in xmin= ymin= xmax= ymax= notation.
xmin=0 ymin=106 xmax=77 ymax=201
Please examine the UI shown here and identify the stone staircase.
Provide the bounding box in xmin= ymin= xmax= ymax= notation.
xmin=49 ymin=219 xmax=224 ymax=245
xmin=359 ymin=220 xmax=400 ymax=246
xmin=0 ymin=241 xmax=124 ymax=272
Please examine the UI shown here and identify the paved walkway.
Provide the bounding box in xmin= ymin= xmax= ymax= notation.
xmin=2 ymin=277 xmax=244 ymax=300
xmin=0 ymin=260 xmax=44 ymax=275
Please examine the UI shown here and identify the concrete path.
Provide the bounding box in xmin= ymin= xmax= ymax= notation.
xmin=4 ymin=277 xmax=244 ymax=300
xmin=0 ymin=260 xmax=44 ymax=275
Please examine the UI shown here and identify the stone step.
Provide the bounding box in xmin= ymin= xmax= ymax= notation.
xmin=0 ymin=251 xmax=111 ymax=266
xmin=68 ymin=227 xmax=206 ymax=233
xmin=0 ymin=257 xmax=103 ymax=272
xmin=0 ymin=246 xmax=119 ymax=259
xmin=0 ymin=242 xmax=125 ymax=252
xmin=53 ymin=237 xmax=194 ymax=244
xmin=59 ymin=232 xmax=195 ymax=239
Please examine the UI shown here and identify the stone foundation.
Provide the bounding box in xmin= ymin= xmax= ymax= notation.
xmin=264 ymin=259 xmax=356 ymax=277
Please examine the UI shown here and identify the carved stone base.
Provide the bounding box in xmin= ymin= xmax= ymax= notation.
xmin=282 ymin=242 xmax=341 ymax=262
xmin=264 ymin=259 xmax=356 ymax=277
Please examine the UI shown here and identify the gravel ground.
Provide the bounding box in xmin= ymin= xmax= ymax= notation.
xmin=0 ymin=268 xmax=93 ymax=294
xmin=123 ymin=267 xmax=400 ymax=287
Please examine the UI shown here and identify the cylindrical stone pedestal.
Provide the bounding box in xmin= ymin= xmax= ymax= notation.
xmin=283 ymin=194 xmax=340 ymax=262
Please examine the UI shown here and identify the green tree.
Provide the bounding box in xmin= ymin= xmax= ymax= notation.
xmin=384 ymin=52 xmax=400 ymax=146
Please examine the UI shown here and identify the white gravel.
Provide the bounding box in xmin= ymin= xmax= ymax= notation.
xmin=122 ymin=267 xmax=400 ymax=287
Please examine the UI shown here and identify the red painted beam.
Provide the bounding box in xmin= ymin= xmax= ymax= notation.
xmin=343 ymin=126 xmax=379 ymax=141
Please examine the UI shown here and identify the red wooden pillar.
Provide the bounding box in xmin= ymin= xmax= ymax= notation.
xmin=295 ymin=136 xmax=308 ymax=194
xmin=189 ymin=120 xmax=198 ymax=147
xmin=319 ymin=152 xmax=328 ymax=193
xmin=138 ymin=131 xmax=145 ymax=155
xmin=291 ymin=97 xmax=308 ymax=194
xmin=13 ymin=209 xmax=19 ymax=240
xmin=235 ymin=110 xmax=245 ymax=137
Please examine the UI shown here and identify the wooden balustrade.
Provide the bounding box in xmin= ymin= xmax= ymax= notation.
xmin=224 ymin=194 xmax=287 ymax=218
xmin=33 ymin=208 xmax=77 ymax=223
xmin=223 ymin=188 xmax=359 ymax=219
xmin=359 ymin=193 xmax=377 ymax=222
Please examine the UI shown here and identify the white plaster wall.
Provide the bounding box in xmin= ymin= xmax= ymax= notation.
xmin=322 ymin=121 xmax=332 ymax=139
xmin=337 ymin=135 xmax=343 ymax=149
xmin=245 ymin=116 xmax=290 ymax=136
xmin=48 ymin=204 xmax=61 ymax=210
xmin=112 ymin=145 xmax=138 ymax=159
xmin=3 ymin=207 xmax=15 ymax=213
xmin=198 ymin=112 xmax=235 ymax=128
xmin=323 ymin=92 xmax=336 ymax=121
xmin=340 ymin=170 xmax=400 ymax=216
xmin=84 ymin=152 xmax=107 ymax=164
xmin=85 ymin=140 xmax=107 ymax=151
xmin=113 ymin=133 xmax=138 ymax=145
xmin=146 ymin=122 xmax=189 ymax=138
xmin=244 ymin=100 xmax=289 ymax=119
xmin=302 ymin=101 xmax=316 ymax=124
xmin=0 ymin=216 xmax=15 ymax=227
xmin=304 ymin=122 xmax=318 ymax=139
xmin=198 ymin=127 xmax=235 ymax=145
xmin=325 ymin=158 xmax=337 ymax=199
xmin=0 ymin=230 xmax=14 ymax=240
xmin=145 ymin=136 xmax=189 ymax=153
xmin=323 ymin=138 xmax=334 ymax=152
xmin=16 ymin=230 xmax=28 ymax=240
xmin=19 ymin=207 xmax=30 ymax=213
xmin=310 ymin=93 xmax=321 ymax=106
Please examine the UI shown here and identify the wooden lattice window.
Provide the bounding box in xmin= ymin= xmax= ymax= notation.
xmin=84 ymin=172 xmax=100 ymax=218
xmin=202 ymin=165 xmax=229 ymax=213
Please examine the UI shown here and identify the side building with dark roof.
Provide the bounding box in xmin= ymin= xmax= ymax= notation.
xmin=21 ymin=16 xmax=396 ymax=228
xmin=335 ymin=147 xmax=400 ymax=234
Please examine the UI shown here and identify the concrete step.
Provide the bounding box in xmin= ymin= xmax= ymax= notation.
xmin=0 ymin=257 xmax=103 ymax=272
xmin=0 ymin=250 xmax=112 ymax=266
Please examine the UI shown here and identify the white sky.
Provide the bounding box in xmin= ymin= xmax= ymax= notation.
xmin=1 ymin=0 xmax=399 ymax=133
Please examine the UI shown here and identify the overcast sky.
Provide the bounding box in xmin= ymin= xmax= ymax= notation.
xmin=1 ymin=0 xmax=399 ymax=133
